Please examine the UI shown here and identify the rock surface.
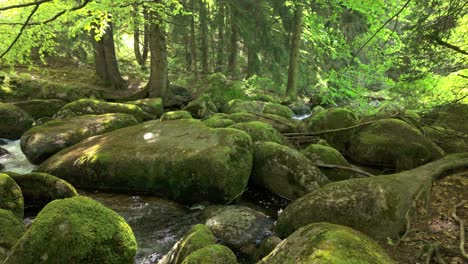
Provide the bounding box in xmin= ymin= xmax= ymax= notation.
xmin=0 ymin=102 xmax=34 ymax=140
xmin=0 ymin=173 xmax=23 ymax=219
xmin=0 ymin=209 xmax=26 ymax=261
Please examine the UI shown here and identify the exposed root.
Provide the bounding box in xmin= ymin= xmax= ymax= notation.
xmin=423 ymin=243 xmax=448 ymax=264
xmin=452 ymin=201 xmax=468 ymax=260
xmin=311 ymin=163 xmax=375 ymax=177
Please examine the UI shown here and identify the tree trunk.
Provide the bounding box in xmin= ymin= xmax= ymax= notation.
xmin=90 ymin=17 xmax=127 ymax=90
xmin=285 ymin=3 xmax=303 ymax=99
xmin=190 ymin=0 xmax=197 ymax=77
xmin=246 ymin=46 xmax=260 ymax=78
xmin=146 ymin=10 xmax=169 ymax=99
xmin=199 ymin=0 xmax=209 ymax=74
xmin=227 ymin=5 xmax=238 ymax=75
xmin=142 ymin=8 xmax=149 ymax=68
xmin=133 ymin=4 xmax=144 ymax=67
xmin=215 ymin=0 xmax=225 ymax=72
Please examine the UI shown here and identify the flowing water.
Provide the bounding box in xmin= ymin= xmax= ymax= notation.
xmin=292 ymin=113 xmax=312 ymax=120
xmin=0 ymin=139 xmax=37 ymax=174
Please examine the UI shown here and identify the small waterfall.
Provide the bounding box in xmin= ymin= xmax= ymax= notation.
xmin=0 ymin=139 xmax=37 ymax=174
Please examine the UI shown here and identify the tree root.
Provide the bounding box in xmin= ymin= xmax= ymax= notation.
xmin=423 ymin=243 xmax=448 ymax=264
xmin=452 ymin=201 xmax=468 ymax=260
xmin=311 ymin=163 xmax=375 ymax=177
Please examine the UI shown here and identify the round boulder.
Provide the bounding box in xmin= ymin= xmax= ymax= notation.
xmin=0 ymin=102 xmax=33 ymax=140
xmin=0 ymin=209 xmax=26 ymax=261
xmin=0 ymin=173 xmax=23 ymax=219
xmin=229 ymin=121 xmax=287 ymax=145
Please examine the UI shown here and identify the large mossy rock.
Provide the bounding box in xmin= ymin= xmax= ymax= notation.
xmin=204 ymin=205 xmax=274 ymax=256
xmin=0 ymin=102 xmax=34 ymax=140
xmin=302 ymin=144 xmax=354 ymax=181
xmin=3 ymin=196 xmax=137 ymax=264
xmin=8 ymin=172 xmax=77 ymax=212
xmin=21 ymin=114 xmax=138 ymax=164
xmin=348 ymin=118 xmax=444 ymax=171
xmin=54 ymin=99 xmax=151 ymax=122
xmin=423 ymin=103 xmax=468 ymax=134
xmin=423 ymin=125 xmax=468 ymax=153
xmin=299 ymin=108 xmax=358 ymax=152
xmin=228 ymin=112 xmax=297 ymax=133
xmin=252 ymin=142 xmax=329 ymax=200
xmin=203 ymin=113 xmax=236 ymax=128
xmin=275 ymin=153 xmax=468 ymax=242
xmin=261 ymin=223 xmax=395 ymax=264
xmin=181 ymin=245 xmax=237 ymax=264
xmin=184 ymin=94 xmax=218 ymax=119
xmin=223 ymin=99 xmax=294 ymax=119
xmin=38 ymin=119 xmax=253 ymax=204
xmin=162 ymin=224 xmax=217 ymax=264
xmin=0 ymin=209 xmax=26 ymax=261
xmin=12 ymin=99 xmax=67 ymax=119
xmin=229 ymin=121 xmax=287 ymax=145
xmin=0 ymin=173 xmax=23 ymax=219
xmin=160 ymin=110 xmax=193 ymax=121
xmin=128 ymin=98 xmax=164 ymax=118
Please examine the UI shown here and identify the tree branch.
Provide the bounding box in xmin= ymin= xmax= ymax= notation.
xmin=0 ymin=4 xmax=39 ymax=59
xmin=431 ymin=36 xmax=468 ymax=56
xmin=0 ymin=0 xmax=51 ymax=12
xmin=312 ymin=163 xmax=375 ymax=177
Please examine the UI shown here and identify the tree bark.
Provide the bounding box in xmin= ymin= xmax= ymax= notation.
xmin=227 ymin=5 xmax=238 ymax=75
xmin=190 ymin=0 xmax=197 ymax=77
xmin=246 ymin=46 xmax=260 ymax=78
xmin=133 ymin=4 xmax=144 ymax=67
xmin=215 ymin=0 xmax=225 ymax=72
xmin=285 ymin=2 xmax=303 ymax=99
xmin=90 ymin=17 xmax=127 ymax=90
xmin=146 ymin=10 xmax=169 ymax=99
xmin=199 ymin=0 xmax=209 ymax=74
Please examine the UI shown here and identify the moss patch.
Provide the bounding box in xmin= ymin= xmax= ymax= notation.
xmin=170 ymin=224 xmax=217 ymax=264
xmin=229 ymin=121 xmax=287 ymax=145
xmin=160 ymin=110 xmax=193 ymax=121
xmin=3 ymin=196 xmax=137 ymax=264
xmin=0 ymin=209 xmax=26 ymax=261
xmin=181 ymin=244 xmax=237 ymax=264
xmin=0 ymin=173 xmax=24 ymax=219
xmin=0 ymin=102 xmax=34 ymax=140
xmin=302 ymin=144 xmax=354 ymax=181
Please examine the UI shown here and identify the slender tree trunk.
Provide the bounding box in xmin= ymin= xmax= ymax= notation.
xmin=246 ymin=47 xmax=260 ymax=78
xmin=199 ymin=0 xmax=209 ymax=74
xmin=190 ymin=0 xmax=197 ymax=77
xmin=227 ymin=5 xmax=238 ymax=75
xmin=133 ymin=4 xmax=144 ymax=67
xmin=146 ymin=10 xmax=168 ymax=98
xmin=90 ymin=17 xmax=127 ymax=90
xmin=215 ymin=0 xmax=225 ymax=72
xmin=286 ymin=3 xmax=303 ymax=99
xmin=142 ymin=8 xmax=149 ymax=67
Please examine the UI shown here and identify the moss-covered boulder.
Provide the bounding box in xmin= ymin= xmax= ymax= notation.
xmin=423 ymin=125 xmax=468 ymax=153
xmin=299 ymin=108 xmax=358 ymax=152
xmin=202 ymin=73 xmax=248 ymax=109
xmin=203 ymin=114 xmax=236 ymax=128
xmin=3 ymin=196 xmax=137 ymax=264
xmin=252 ymin=142 xmax=329 ymax=200
xmin=228 ymin=112 xmax=297 ymax=133
xmin=160 ymin=110 xmax=193 ymax=121
xmin=12 ymin=99 xmax=67 ymax=120
xmin=38 ymin=119 xmax=253 ymax=204
xmin=0 ymin=173 xmax=23 ymax=219
xmin=204 ymin=205 xmax=274 ymax=257
xmin=302 ymin=144 xmax=355 ymax=181
xmin=8 ymin=172 xmax=77 ymax=212
xmin=275 ymin=154 xmax=468 ymax=241
xmin=184 ymin=94 xmax=218 ymax=119
xmin=181 ymin=245 xmax=237 ymax=264
xmin=163 ymin=224 xmax=217 ymax=264
xmin=348 ymin=118 xmax=445 ymax=171
xmin=261 ymin=223 xmax=395 ymax=264
xmin=229 ymin=121 xmax=287 ymax=145
xmin=0 ymin=102 xmax=34 ymax=140
xmin=0 ymin=209 xmax=26 ymax=261
xmin=128 ymin=98 xmax=164 ymax=118
xmin=54 ymin=99 xmax=151 ymax=122
xmin=422 ymin=103 xmax=468 ymax=134
xmin=223 ymin=100 xmax=293 ymax=119
xmin=21 ymin=114 xmax=138 ymax=164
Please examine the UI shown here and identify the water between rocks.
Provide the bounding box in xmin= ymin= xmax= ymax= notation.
xmin=0 ymin=139 xmax=289 ymax=263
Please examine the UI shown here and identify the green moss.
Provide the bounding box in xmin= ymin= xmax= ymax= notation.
xmin=0 ymin=209 xmax=26 ymax=261
xmin=171 ymin=224 xmax=216 ymax=264
xmin=229 ymin=121 xmax=287 ymax=144
xmin=9 ymin=172 xmax=77 ymax=212
xmin=222 ymin=100 xmax=293 ymax=119
xmin=0 ymin=173 xmax=24 ymax=219
xmin=184 ymin=94 xmax=218 ymax=119
xmin=263 ymin=103 xmax=293 ymax=119
xmin=300 ymin=108 xmax=358 ymax=152
xmin=38 ymin=120 xmax=253 ymax=204
xmin=302 ymin=144 xmax=353 ymax=181
xmin=160 ymin=110 xmax=193 ymax=121
xmin=203 ymin=114 xmax=235 ymax=128
xmin=261 ymin=223 xmax=395 ymax=264
xmin=228 ymin=112 xmax=298 ymax=133
xmin=252 ymin=142 xmax=329 ymax=200
xmin=423 ymin=126 xmax=468 ymax=153
xmin=3 ymin=196 xmax=137 ymax=264
xmin=128 ymin=98 xmax=164 ymax=118
xmin=54 ymin=99 xmax=151 ymax=122
xmin=0 ymin=102 xmax=34 ymax=140
xmin=181 ymin=244 xmax=237 ymax=264
xmin=12 ymin=99 xmax=67 ymax=119
xmin=348 ymin=118 xmax=445 ymax=171
xmin=20 ymin=113 xmax=138 ymax=164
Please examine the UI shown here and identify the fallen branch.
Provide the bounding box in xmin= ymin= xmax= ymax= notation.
xmin=311 ymin=163 xmax=375 ymax=177
xmin=452 ymin=201 xmax=468 ymax=260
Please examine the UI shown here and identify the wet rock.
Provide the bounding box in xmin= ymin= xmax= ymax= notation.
xmin=12 ymin=99 xmax=67 ymax=119
xmin=289 ymin=102 xmax=311 ymax=116
xmin=0 ymin=173 xmax=23 ymax=219
xmin=3 ymin=197 xmax=137 ymax=264
xmin=261 ymin=223 xmax=395 ymax=264
xmin=20 ymin=113 xmax=138 ymax=164
xmin=348 ymin=118 xmax=444 ymax=171
xmin=38 ymin=119 xmax=253 ymax=204
xmin=252 ymin=142 xmax=329 ymax=200
xmin=0 ymin=102 xmax=34 ymax=140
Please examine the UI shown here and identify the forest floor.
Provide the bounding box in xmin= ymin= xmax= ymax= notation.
xmin=384 ymin=170 xmax=468 ymax=264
